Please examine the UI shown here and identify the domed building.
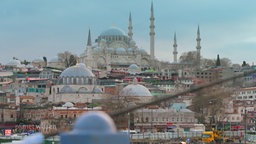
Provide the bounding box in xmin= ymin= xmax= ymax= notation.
xmin=119 ymin=78 xmax=153 ymax=103
xmin=79 ymin=11 xmax=157 ymax=74
xmin=49 ymin=63 xmax=106 ymax=103
xmin=128 ymin=64 xmax=141 ymax=75
xmin=32 ymin=58 xmax=45 ymax=68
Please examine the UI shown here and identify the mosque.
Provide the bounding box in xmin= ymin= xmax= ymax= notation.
xmin=79 ymin=3 xmax=158 ymax=73
xmin=79 ymin=2 xmax=202 ymax=74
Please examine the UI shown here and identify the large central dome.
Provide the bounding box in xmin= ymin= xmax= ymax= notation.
xmin=100 ymin=27 xmax=126 ymax=36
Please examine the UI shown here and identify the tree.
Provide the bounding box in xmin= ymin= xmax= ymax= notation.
xmin=191 ymin=86 xmax=233 ymax=130
xmin=179 ymin=51 xmax=198 ymax=64
xmin=201 ymin=58 xmax=215 ymax=68
xmin=58 ymin=51 xmax=78 ymax=68
xmin=21 ymin=60 xmax=30 ymax=65
xmin=69 ymin=55 xmax=77 ymax=67
xmin=43 ymin=56 xmax=47 ymax=67
xmin=220 ymin=58 xmax=232 ymax=67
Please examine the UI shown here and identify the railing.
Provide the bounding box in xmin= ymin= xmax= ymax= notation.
xmin=130 ymin=131 xmax=245 ymax=140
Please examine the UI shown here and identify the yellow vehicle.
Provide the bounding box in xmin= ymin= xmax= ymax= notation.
xmin=201 ymin=130 xmax=233 ymax=143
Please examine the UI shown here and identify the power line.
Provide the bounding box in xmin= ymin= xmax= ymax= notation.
xmin=44 ymin=69 xmax=256 ymax=139
xmin=110 ymin=69 xmax=256 ymax=117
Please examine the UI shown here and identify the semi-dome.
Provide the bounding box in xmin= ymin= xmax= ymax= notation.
xmin=100 ymin=27 xmax=126 ymax=36
xmin=115 ymin=47 xmax=126 ymax=53
xmin=60 ymin=63 xmax=95 ymax=78
xmin=77 ymin=87 xmax=89 ymax=93
xmin=60 ymin=86 xmax=73 ymax=93
xmin=120 ymin=78 xmax=152 ymax=97
xmin=92 ymin=87 xmax=103 ymax=93
xmin=108 ymin=48 xmax=115 ymax=52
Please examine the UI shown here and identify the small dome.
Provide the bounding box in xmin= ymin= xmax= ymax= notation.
xmin=63 ymin=102 xmax=74 ymax=108
xmin=127 ymin=48 xmax=133 ymax=52
xmin=138 ymin=48 xmax=148 ymax=54
xmin=128 ymin=64 xmax=139 ymax=70
xmin=92 ymin=87 xmax=103 ymax=94
xmin=93 ymin=47 xmax=102 ymax=52
xmin=130 ymin=40 xmax=136 ymax=46
xmin=6 ymin=59 xmax=21 ymax=67
xmin=120 ymin=78 xmax=152 ymax=97
xmin=60 ymin=63 xmax=94 ymax=78
xmin=100 ymin=27 xmax=126 ymax=36
xmin=60 ymin=86 xmax=73 ymax=93
xmin=128 ymin=64 xmax=140 ymax=74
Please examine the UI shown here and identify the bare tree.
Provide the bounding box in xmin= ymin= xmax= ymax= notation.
xmin=191 ymin=85 xmax=233 ymax=130
xmin=220 ymin=58 xmax=232 ymax=67
xmin=58 ymin=51 xmax=78 ymax=68
xmin=179 ymin=51 xmax=198 ymax=64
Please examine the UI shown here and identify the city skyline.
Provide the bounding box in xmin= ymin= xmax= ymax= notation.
xmin=0 ymin=0 xmax=256 ymax=65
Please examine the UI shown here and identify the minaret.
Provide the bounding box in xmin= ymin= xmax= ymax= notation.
xmin=149 ymin=1 xmax=155 ymax=59
xmin=128 ymin=12 xmax=133 ymax=39
xmin=173 ymin=32 xmax=178 ymax=63
xmin=196 ymin=25 xmax=201 ymax=66
xmin=86 ymin=29 xmax=92 ymax=55
xmin=86 ymin=29 xmax=95 ymax=68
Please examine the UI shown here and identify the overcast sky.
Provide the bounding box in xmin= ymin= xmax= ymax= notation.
xmin=0 ymin=0 xmax=256 ymax=65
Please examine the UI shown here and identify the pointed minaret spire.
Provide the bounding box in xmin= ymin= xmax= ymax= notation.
xmin=149 ymin=1 xmax=155 ymax=59
xmin=216 ymin=54 xmax=221 ymax=67
xmin=173 ymin=32 xmax=178 ymax=63
xmin=86 ymin=29 xmax=92 ymax=58
xmin=87 ymin=29 xmax=92 ymax=46
xmin=196 ymin=25 xmax=201 ymax=66
xmin=128 ymin=12 xmax=133 ymax=39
